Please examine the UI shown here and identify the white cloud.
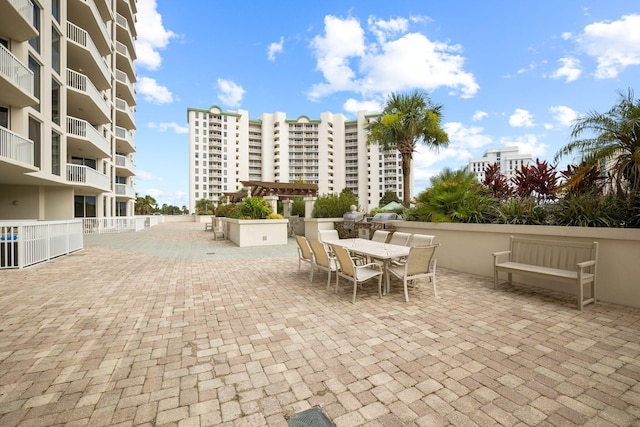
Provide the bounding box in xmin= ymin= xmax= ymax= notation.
xmin=267 ymin=37 xmax=284 ymax=62
xmin=343 ymin=98 xmax=382 ymax=114
xmin=509 ymin=109 xmax=535 ymax=128
xmin=561 ymin=32 xmax=573 ymax=40
xmin=550 ymin=57 xmax=582 ymax=82
xmin=578 ymin=14 xmax=640 ymax=79
xmin=499 ymin=134 xmax=548 ymax=158
xmin=134 ymin=0 xmax=177 ymax=71
xmin=549 ymin=105 xmax=578 ymax=127
xmin=443 ymin=122 xmax=492 ymax=149
xmin=137 ymin=77 xmax=173 ymax=104
xmin=308 ymin=15 xmax=478 ymax=103
xmin=472 ymin=110 xmax=488 ymax=121
xmin=147 ymin=122 xmax=188 ymax=134
xmin=141 ymin=188 xmax=188 ymax=207
xmin=216 ymin=78 xmax=245 ymax=107
xmin=135 ymin=170 xmax=163 ymax=181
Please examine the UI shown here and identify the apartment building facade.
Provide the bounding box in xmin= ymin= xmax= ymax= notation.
xmin=467 ymin=146 xmax=531 ymax=183
xmin=0 ymin=0 xmax=137 ymax=220
xmin=187 ymin=106 xmax=406 ymax=213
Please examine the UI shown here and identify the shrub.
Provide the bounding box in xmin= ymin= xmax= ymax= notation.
xmin=267 ymin=212 xmax=284 ymax=219
xmin=313 ymin=189 xmax=359 ymax=218
xmin=238 ymin=197 xmax=273 ymax=219
xmin=550 ymin=193 xmax=627 ymax=227
xmin=215 ymin=203 xmax=236 ymax=217
xmin=492 ymin=197 xmax=548 ymax=225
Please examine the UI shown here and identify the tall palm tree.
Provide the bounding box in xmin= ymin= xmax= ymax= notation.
xmin=367 ymin=90 xmax=449 ymax=207
xmin=554 ymin=89 xmax=640 ymax=199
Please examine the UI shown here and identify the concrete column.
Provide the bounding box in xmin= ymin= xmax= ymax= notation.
xmin=304 ymin=196 xmax=316 ymax=219
xmin=282 ymin=199 xmax=292 ymax=217
xmin=264 ymin=195 xmax=278 ymax=215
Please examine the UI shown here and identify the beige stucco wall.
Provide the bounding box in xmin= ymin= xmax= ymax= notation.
xmin=224 ymin=218 xmax=288 ymax=247
xmin=394 ymin=221 xmax=640 ymax=308
xmin=0 ymin=185 xmax=73 ymax=220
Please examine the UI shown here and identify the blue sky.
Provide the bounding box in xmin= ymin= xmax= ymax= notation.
xmin=132 ymin=0 xmax=640 ymax=208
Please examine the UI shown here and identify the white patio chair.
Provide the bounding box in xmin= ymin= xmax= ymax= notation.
xmin=407 ymin=234 xmax=435 ymax=247
xmin=309 ymin=239 xmax=339 ymax=289
xmin=332 ymin=244 xmax=383 ymax=303
xmin=371 ymin=230 xmax=391 ymax=243
xmin=317 ymin=229 xmax=339 ymax=243
xmin=388 ymin=231 xmax=411 ymax=246
xmin=387 ymin=244 xmax=440 ymax=302
xmin=295 ymin=235 xmax=314 ymax=277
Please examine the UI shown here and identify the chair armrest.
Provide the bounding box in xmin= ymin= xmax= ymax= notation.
xmin=360 ymin=263 xmax=382 ymax=271
xmin=492 ymin=250 xmax=511 ymax=264
xmin=576 ymin=260 xmax=596 ymax=269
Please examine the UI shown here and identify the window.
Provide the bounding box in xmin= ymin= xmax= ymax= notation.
xmin=52 ymin=0 xmax=60 ymax=21
xmin=52 ymin=27 xmax=61 ymax=74
xmin=0 ymin=106 xmax=8 ymax=128
xmin=28 ymin=116 xmax=41 ymax=168
xmin=74 ymin=195 xmax=96 ymax=218
xmin=51 ymin=132 xmax=60 ymax=175
xmin=51 ymin=79 xmax=60 ymax=125
xmin=116 ymin=201 xmax=126 ymax=216
xmin=29 ymin=3 xmax=41 ymax=52
xmin=28 ymin=56 xmax=41 ymax=111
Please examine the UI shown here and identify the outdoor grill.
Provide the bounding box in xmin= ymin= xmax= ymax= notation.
xmin=369 ymin=212 xmax=400 ymax=230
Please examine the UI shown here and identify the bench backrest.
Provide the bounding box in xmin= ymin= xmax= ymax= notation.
xmin=509 ymin=236 xmax=598 ymax=272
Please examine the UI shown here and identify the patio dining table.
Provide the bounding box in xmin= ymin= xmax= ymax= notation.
xmin=324 ymin=238 xmax=410 ymax=295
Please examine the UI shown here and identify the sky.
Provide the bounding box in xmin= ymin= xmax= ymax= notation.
xmin=131 ymin=0 xmax=640 ymax=208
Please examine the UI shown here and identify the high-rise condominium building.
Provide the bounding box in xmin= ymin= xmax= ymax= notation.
xmin=0 ymin=0 xmax=137 ymax=220
xmin=187 ymin=106 xmax=407 ymax=213
xmin=467 ymin=146 xmax=532 ymax=183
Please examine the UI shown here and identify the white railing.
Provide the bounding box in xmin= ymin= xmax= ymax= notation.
xmin=81 ymin=0 xmax=110 ymax=47
xmin=114 ymin=153 xmax=134 ymax=171
xmin=0 ymin=125 xmax=34 ymax=166
xmin=9 ymin=0 xmax=35 ymax=27
xmin=66 ymin=164 xmax=110 ymax=190
xmin=115 ymin=97 xmax=135 ymax=122
xmin=0 ymin=220 xmax=83 ymax=269
xmin=66 ymin=22 xmax=110 ymax=81
xmin=67 ymin=69 xmax=110 ymax=119
xmin=114 ymin=126 xmax=135 ymax=150
xmin=115 ymin=183 xmax=135 ymax=198
xmin=115 ymin=41 xmax=133 ymax=66
xmin=83 ymin=217 xmax=145 ymax=234
xmin=67 ymin=117 xmax=110 ymax=155
xmin=115 ymin=69 xmax=135 ymax=98
xmin=0 ymin=43 xmax=34 ymax=95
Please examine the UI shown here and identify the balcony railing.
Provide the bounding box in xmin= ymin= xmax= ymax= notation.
xmin=66 ymin=22 xmax=110 ymax=82
xmin=83 ymin=217 xmax=146 ymax=235
xmin=0 ymin=125 xmax=34 ymax=166
xmin=9 ymin=0 xmax=35 ymax=27
xmin=114 ymin=183 xmax=135 ymax=198
xmin=115 ymin=41 xmax=134 ymax=68
xmin=81 ymin=0 xmax=110 ymax=49
xmin=67 ymin=117 xmax=110 ymax=156
xmin=115 ymin=97 xmax=135 ymax=126
xmin=114 ymin=153 xmax=134 ymax=170
xmin=115 ymin=126 xmax=135 ymax=150
xmin=66 ymin=164 xmax=110 ymax=190
xmin=67 ymin=69 xmax=110 ymax=119
xmin=0 ymin=43 xmax=34 ymax=96
xmin=115 ymin=69 xmax=135 ymax=99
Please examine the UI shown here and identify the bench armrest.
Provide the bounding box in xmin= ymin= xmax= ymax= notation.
xmin=492 ymin=250 xmax=511 ymax=264
xmin=576 ymin=260 xmax=596 ymax=269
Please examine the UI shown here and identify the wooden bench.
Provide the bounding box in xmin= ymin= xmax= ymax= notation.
xmin=493 ymin=236 xmax=598 ymax=310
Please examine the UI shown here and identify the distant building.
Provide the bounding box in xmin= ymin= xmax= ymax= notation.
xmin=186 ymin=106 xmax=406 ymax=213
xmin=467 ymin=147 xmax=532 ymax=183
xmin=0 ymin=0 xmax=138 ymax=219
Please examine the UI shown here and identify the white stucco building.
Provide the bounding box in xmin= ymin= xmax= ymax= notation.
xmin=0 ymin=0 xmax=137 ymax=220
xmin=187 ymin=106 xmax=406 ymax=213
xmin=467 ymin=146 xmax=532 ymax=183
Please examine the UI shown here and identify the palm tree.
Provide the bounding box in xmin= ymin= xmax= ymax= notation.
xmin=554 ymin=89 xmax=640 ymax=199
xmin=135 ymin=194 xmax=157 ymax=215
xmin=367 ymin=90 xmax=449 ymax=207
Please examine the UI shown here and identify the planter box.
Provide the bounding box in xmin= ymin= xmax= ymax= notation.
xmin=223 ymin=218 xmax=288 ymax=247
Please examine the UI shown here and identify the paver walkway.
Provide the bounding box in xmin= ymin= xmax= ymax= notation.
xmin=0 ymin=222 xmax=639 ymax=426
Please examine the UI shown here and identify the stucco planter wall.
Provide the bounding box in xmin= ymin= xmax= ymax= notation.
xmin=393 ymin=221 xmax=640 ymax=308
xmin=223 ymin=218 xmax=288 ymax=247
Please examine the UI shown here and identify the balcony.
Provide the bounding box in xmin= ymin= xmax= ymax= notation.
xmin=0 ymin=0 xmax=37 ymax=42
xmin=115 ymin=97 xmax=136 ymax=130
xmin=114 ymin=154 xmax=135 ymax=176
xmin=115 ymin=126 xmax=135 ymax=153
xmin=67 ymin=69 xmax=110 ymax=125
xmin=115 ymin=41 xmax=135 ymax=83
xmin=0 ymin=125 xmax=36 ymax=182
xmin=66 ymin=22 xmax=111 ymax=90
xmin=0 ymin=44 xmax=37 ymax=108
xmin=115 ymin=13 xmax=136 ymax=58
xmin=115 ymin=183 xmax=135 ymax=198
xmin=68 ymin=0 xmax=111 ymax=56
xmin=67 ymin=116 xmax=110 ymax=159
xmin=66 ymin=164 xmax=110 ymax=192
xmin=115 ymin=69 xmax=135 ymax=106
xmin=117 ymin=0 xmax=136 ymax=35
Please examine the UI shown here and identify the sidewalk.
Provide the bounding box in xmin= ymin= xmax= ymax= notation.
xmin=0 ymin=222 xmax=638 ymax=426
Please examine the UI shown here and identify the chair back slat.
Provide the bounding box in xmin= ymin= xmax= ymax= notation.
xmin=318 ymin=230 xmax=339 ymax=242
xmin=309 ymin=239 xmax=331 ymax=268
xmin=332 ymin=245 xmax=355 ymax=276
xmin=407 ymin=234 xmax=434 ymax=247
xmin=405 ymin=245 xmax=438 ymax=276
xmin=371 ymin=230 xmax=390 ymax=243
xmin=389 ymin=232 xmax=411 ymax=246
xmin=295 ymin=235 xmax=313 ymax=260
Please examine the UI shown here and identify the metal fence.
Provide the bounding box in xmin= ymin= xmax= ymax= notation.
xmin=0 ymin=220 xmax=84 ymax=269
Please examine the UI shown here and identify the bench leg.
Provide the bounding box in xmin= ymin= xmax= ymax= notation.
xmin=494 ymin=268 xmax=498 ymax=289
xmin=578 ymin=281 xmax=584 ymax=311
xmin=507 ymin=272 xmax=512 ymax=285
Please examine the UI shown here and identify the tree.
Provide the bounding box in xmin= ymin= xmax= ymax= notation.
xmin=379 ymin=191 xmax=401 ymax=207
xmin=367 ymin=90 xmax=449 ymax=207
xmin=135 ymin=194 xmax=157 ymax=215
xmin=195 ymin=198 xmax=214 ymax=215
xmin=555 ymin=88 xmax=640 ymax=199
xmin=511 ymin=159 xmax=558 ymax=201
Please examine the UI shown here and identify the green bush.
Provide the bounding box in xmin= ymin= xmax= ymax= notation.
xmin=313 ymin=189 xmax=359 ymax=218
xmin=238 ymin=197 xmax=273 ymax=219
xmin=550 ymin=193 xmax=627 ymax=227
xmin=215 ymin=203 xmax=237 ymax=217
xmin=492 ymin=197 xmax=548 ymax=225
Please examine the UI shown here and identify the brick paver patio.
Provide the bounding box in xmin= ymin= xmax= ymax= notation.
xmin=1 ymin=222 xmax=639 ymax=426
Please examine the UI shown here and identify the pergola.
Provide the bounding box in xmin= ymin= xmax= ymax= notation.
xmin=224 ymin=181 xmax=318 ymax=203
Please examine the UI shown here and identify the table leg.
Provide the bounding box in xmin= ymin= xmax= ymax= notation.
xmin=384 ymin=260 xmax=391 ymax=295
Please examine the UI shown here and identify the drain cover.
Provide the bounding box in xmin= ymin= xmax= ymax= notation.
xmin=287 ymin=407 xmax=334 ymax=427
